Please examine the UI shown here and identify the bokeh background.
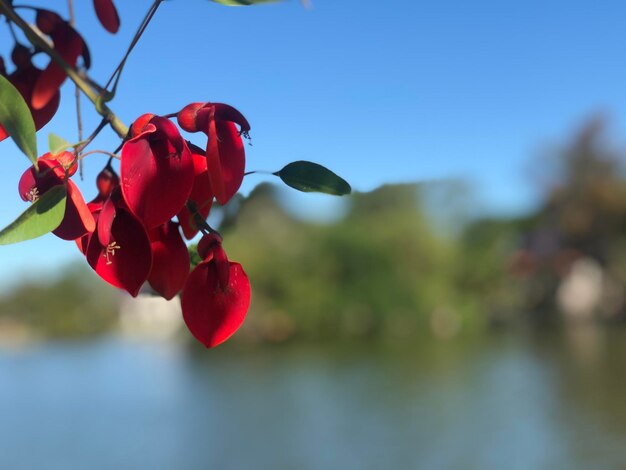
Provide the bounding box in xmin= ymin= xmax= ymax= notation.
xmin=3 ymin=1 xmax=626 ymax=468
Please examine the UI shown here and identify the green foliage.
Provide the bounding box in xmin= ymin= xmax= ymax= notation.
xmin=0 ymin=264 xmax=120 ymax=338
xmin=0 ymin=185 xmax=67 ymax=245
xmin=223 ymin=182 xmax=494 ymax=342
xmin=188 ymin=243 xmax=202 ymax=269
xmin=275 ymin=161 xmax=351 ymax=196
xmin=0 ymin=74 xmax=37 ymax=164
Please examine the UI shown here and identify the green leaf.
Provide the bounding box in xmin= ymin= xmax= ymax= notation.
xmin=188 ymin=244 xmax=202 ymax=269
xmin=0 ymin=185 xmax=67 ymax=245
xmin=209 ymin=0 xmax=281 ymax=5
xmin=48 ymin=133 xmax=72 ymax=155
xmin=274 ymin=161 xmax=351 ymax=196
xmin=0 ymin=74 xmax=37 ymax=164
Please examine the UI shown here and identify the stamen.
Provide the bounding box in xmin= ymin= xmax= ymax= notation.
xmin=104 ymin=241 xmax=121 ymax=265
xmin=26 ymin=187 xmax=40 ymax=203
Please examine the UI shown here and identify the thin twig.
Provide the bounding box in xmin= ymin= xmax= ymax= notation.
xmin=103 ymin=0 xmax=163 ymax=97
xmin=75 ymin=118 xmax=109 ymax=155
xmin=6 ymin=18 xmax=19 ymax=43
xmin=67 ymin=0 xmax=85 ymax=178
xmin=78 ymin=149 xmax=120 ymax=160
xmin=186 ymin=200 xmax=221 ymax=238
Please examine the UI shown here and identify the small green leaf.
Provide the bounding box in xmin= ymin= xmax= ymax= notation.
xmin=0 ymin=185 xmax=67 ymax=245
xmin=0 ymin=74 xmax=37 ymax=164
xmin=188 ymin=244 xmax=202 ymax=269
xmin=48 ymin=133 xmax=72 ymax=155
xmin=209 ymin=0 xmax=281 ymax=5
xmin=275 ymin=161 xmax=351 ymax=196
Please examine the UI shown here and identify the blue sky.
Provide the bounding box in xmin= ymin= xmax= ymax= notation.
xmin=2 ymin=0 xmax=626 ymax=286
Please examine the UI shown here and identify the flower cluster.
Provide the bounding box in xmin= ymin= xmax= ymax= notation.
xmin=17 ymin=103 xmax=252 ymax=348
xmin=2 ymin=0 xmax=351 ymax=351
xmin=0 ymin=2 xmax=118 ymax=142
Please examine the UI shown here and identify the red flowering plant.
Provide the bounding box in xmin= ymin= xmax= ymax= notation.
xmin=0 ymin=0 xmax=349 ymax=348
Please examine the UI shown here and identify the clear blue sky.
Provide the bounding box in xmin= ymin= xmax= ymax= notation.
xmin=2 ymin=0 xmax=626 ymax=286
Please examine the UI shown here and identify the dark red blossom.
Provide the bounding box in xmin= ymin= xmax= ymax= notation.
xmin=147 ymin=221 xmax=190 ymax=300
xmin=93 ymin=0 xmax=120 ymax=34
xmin=181 ymin=234 xmax=251 ymax=348
xmin=0 ymin=45 xmax=60 ymax=142
xmin=121 ymin=114 xmax=194 ymax=230
xmin=32 ymin=9 xmax=89 ymax=110
xmin=18 ymin=156 xmax=94 ymax=241
xmin=41 ymin=150 xmax=78 ymax=177
xmin=85 ymin=188 xmax=152 ymax=297
xmin=177 ymin=102 xmax=249 ymax=205
xmin=76 ymin=164 xmax=119 ymax=254
xmin=95 ymin=162 xmax=120 ymax=200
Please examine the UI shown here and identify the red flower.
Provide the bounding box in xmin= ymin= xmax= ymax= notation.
xmin=93 ymin=0 xmax=120 ymax=34
xmin=147 ymin=221 xmax=190 ymax=300
xmin=76 ymin=163 xmax=119 ymax=254
xmin=85 ymin=188 xmax=152 ymax=297
xmin=0 ymin=45 xmax=60 ymax=142
xmin=95 ymin=162 xmax=120 ymax=201
xmin=31 ymin=9 xmax=89 ymax=110
xmin=177 ymin=143 xmax=214 ymax=239
xmin=18 ymin=154 xmax=95 ymax=241
xmin=181 ymin=234 xmax=251 ymax=348
xmin=177 ymin=102 xmax=250 ymax=205
xmin=41 ymin=150 xmax=78 ymax=177
xmin=121 ymin=114 xmax=194 ymax=230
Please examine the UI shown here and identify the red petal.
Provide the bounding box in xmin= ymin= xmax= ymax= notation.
xmin=93 ymin=0 xmax=120 ymax=34
xmin=8 ymin=64 xmax=59 ymax=133
xmin=216 ymin=121 xmax=245 ymax=204
xmin=86 ymin=208 xmax=152 ymax=297
xmin=121 ymin=125 xmax=194 ymax=229
xmin=97 ymin=196 xmax=116 ymax=246
xmin=204 ymin=109 xmax=227 ymax=204
xmin=197 ymin=233 xmax=221 ymax=260
xmin=129 ymin=113 xmax=156 ymax=137
xmin=177 ymin=103 xmax=205 ymax=132
xmin=32 ymin=17 xmax=85 ymax=110
xmin=18 ymin=159 xmax=64 ymax=201
xmin=204 ymin=118 xmax=246 ymax=206
xmin=148 ymin=222 xmax=190 ymax=300
xmin=52 ymin=180 xmax=96 ymax=240
xmin=41 ymin=151 xmax=77 ymax=177
xmin=181 ymin=260 xmax=250 ymax=348
xmin=177 ymin=102 xmax=250 ymax=134
xmin=32 ymin=89 xmax=60 ymax=131
xmin=75 ymin=235 xmax=89 ymax=255
xmin=95 ymin=165 xmax=120 ymax=199
xmin=213 ymin=103 xmax=251 ymax=134
xmin=35 ymin=9 xmax=63 ymax=34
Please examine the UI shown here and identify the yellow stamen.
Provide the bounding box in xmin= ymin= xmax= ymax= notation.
xmin=26 ymin=187 xmax=40 ymax=203
xmin=104 ymin=242 xmax=121 ymax=265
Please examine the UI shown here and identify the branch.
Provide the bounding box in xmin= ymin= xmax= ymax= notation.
xmin=0 ymin=0 xmax=129 ymax=138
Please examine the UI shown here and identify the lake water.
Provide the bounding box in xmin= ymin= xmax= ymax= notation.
xmin=1 ymin=329 xmax=626 ymax=470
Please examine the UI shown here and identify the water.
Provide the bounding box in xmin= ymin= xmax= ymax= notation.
xmin=1 ymin=330 xmax=626 ymax=469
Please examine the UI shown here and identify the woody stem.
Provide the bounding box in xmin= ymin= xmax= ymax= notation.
xmin=0 ymin=0 xmax=129 ymax=138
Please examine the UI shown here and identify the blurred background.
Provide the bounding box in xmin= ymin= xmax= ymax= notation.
xmin=3 ymin=1 xmax=626 ymax=469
